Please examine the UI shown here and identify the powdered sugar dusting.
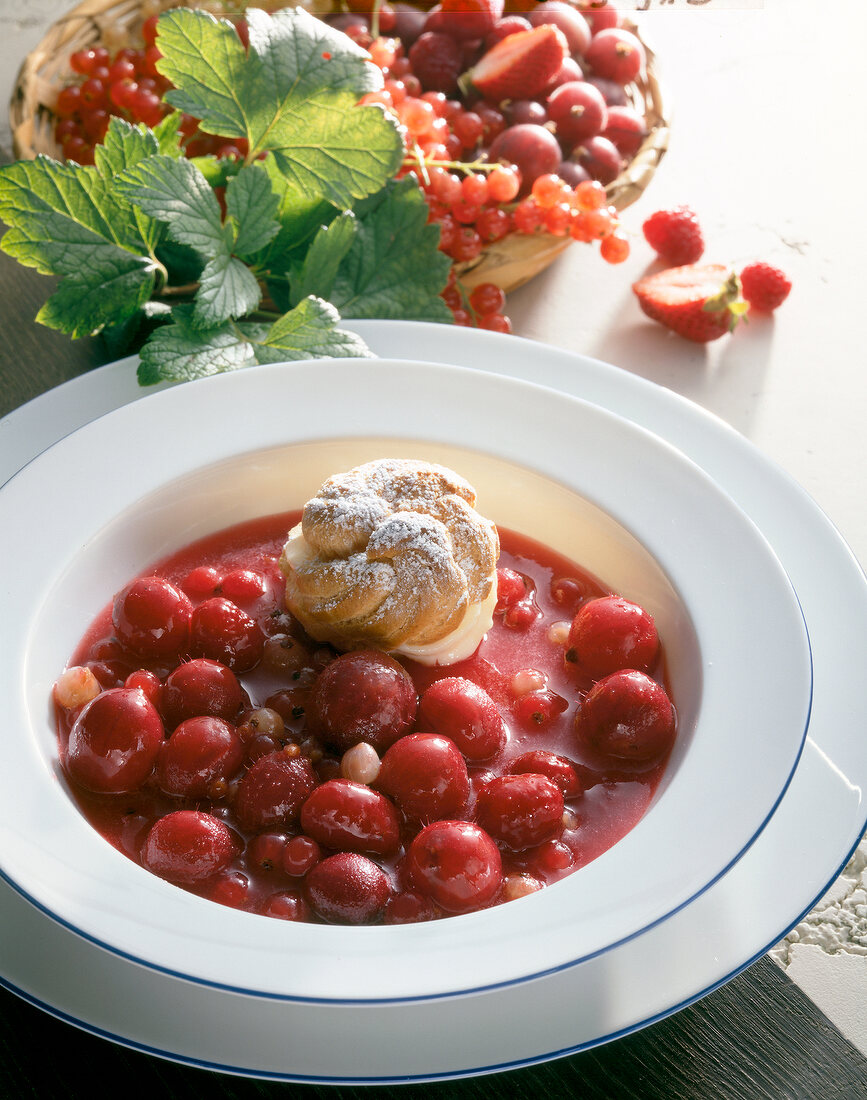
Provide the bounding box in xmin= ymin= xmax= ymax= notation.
xmin=281 ymin=459 xmax=500 ymax=661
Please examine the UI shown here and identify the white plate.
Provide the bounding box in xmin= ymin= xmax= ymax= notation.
xmin=0 ymin=321 xmax=864 ymax=1083
xmin=0 ymin=358 xmax=810 ymax=1006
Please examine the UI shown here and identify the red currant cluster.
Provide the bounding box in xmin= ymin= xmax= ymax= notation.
xmin=441 ymin=271 xmax=511 ymax=332
xmin=357 ymin=24 xmax=631 ymax=331
xmin=53 ymin=15 xmax=169 ymax=165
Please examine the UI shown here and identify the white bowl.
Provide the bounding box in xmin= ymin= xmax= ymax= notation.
xmin=0 ymin=358 xmax=810 ymax=1006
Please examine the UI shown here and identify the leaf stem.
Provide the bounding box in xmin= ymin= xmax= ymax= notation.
xmin=155 ymin=281 xmax=200 ymax=298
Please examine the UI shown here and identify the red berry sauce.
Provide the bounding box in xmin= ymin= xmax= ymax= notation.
xmin=54 ymin=510 xmax=677 ymax=924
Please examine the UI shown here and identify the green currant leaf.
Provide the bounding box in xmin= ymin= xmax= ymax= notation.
xmin=137 ymin=303 xmax=253 ymax=384
xmin=155 ymin=7 xmax=402 ymax=207
xmin=117 ymin=155 xmax=225 ymax=258
xmin=94 ymin=117 xmax=159 ymax=177
xmin=330 ymin=177 xmax=452 ymax=322
xmin=246 ymin=155 xmax=337 ymax=273
xmin=138 ymin=297 xmax=372 ymax=384
xmin=225 ymin=164 xmax=281 ymax=258
xmin=252 ymin=295 xmax=372 ymax=363
xmin=36 ymin=255 xmax=156 ymax=338
xmin=195 ymin=251 xmax=262 ymax=329
xmin=94 ymin=119 xmax=166 ymax=253
xmin=152 ymin=111 xmax=185 ymax=157
xmin=289 ymin=211 xmax=357 ymax=307
xmin=0 ymin=155 xmax=158 ymax=337
xmin=0 ymin=156 xmax=151 ymax=274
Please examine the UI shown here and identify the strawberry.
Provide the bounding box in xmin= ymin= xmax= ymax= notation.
xmin=642 ymin=205 xmax=704 ymax=265
xmin=632 ymin=264 xmax=749 ymax=344
xmin=739 ymin=261 xmax=792 ymax=312
xmin=437 ymin=0 xmax=504 ymax=42
xmin=467 ymin=25 xmax=569 ymax=103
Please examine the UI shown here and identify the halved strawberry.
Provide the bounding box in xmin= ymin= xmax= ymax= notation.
xmin=632 ymin=264 xmax=749 ymax=343
xmin=466 ymin=25 xmax=569 ymax=103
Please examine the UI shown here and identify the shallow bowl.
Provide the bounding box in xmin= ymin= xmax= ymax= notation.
xmin=0 ymin=358 xmax=810 ymax=1013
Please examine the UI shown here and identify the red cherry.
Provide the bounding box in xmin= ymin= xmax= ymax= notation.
xmin=308 ymin=650 xmax=417 ymax=754
xmin=190 ymin=597 xmax=265 ymax=672
xmin=260 ymin=891 xmax=311 ymax=921
xmin=161 ymin=657 xmax=242 ymax=727
xmin=305 ymin=852 xmax=391 ymax=924
xmin=495 ymin=567 xmax=525 ymax=610
xmin=475 ymin=773 xmax=564 ymax=850
xmin=156 ymin=716 xmax=244 ymax=798
xmin=406 ymin=821 xmax=502 ymax=914
xmin=377 ymin=733 xmax=470 ymax=822
xmin=300 ymin=779 xmax=401 ymax=857
xmin=112 ymin=576 xmax=193 ymax=660
xmin=234 ymin=750 xmax=317 ymax=832
xmin=574 ymin=669 xmax=676 ymax=762
xmin=384 ymin=889 xmax=438 ymax=924
xmin=509 ymin=750 xmax=581 ymax=797
xmin=567 ymin=595 xmax=659 ymax=679
xmin=141 ymin=810 xmax=236 ymax=884
xmin=281 ymin=835 xmax=321 ymax=877
xmin=67 ymin=687 xmax=164 ymax=793
xmin=418 ymin=677 xmax=506 ymax=762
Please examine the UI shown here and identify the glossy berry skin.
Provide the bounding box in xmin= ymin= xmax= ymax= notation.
xmin=739 ymin=262 xmax=792 ymax=312
xmin=526 ymin=3 xmax=591 ymax=57
xmin=234 ymin=750 xmax=318 ymax=832
xmin=156 ymin=716 xmax=244 ymax=798
xmin=584 ymin=28 xmax=645 ymax=85
xmin=161 ymin=658 xmax=242 ymax=727
xmin=488 ymin=123 xmax=562 ymax=194
xmin=66 ymin=687 xmax=164 ymax=793
xmin=112 ymin=576 xmax=193 ymax=660
xmin=406 ymin=820 xmax=502 ymax=913
xmin=546 ymin=80 xmax=608 ymax=149
xmin=300 ymin=779 xmax=401 ymax=856
xmin=509 ymin=750 xmax=581 ymax=797
xmin=418 ymin=677 xmax=506 ymax=761
xmin=475 ymin=773 xmax=564 ymax=850
xmin=572 ymin=134 xmax=622 ymax=185
xmin=642 ymin=205 xmax=705 ymax=266
xmin=574 ymin=669 xmax=676 ymax=762
xmin=377 ymin=733 xmax=470 ymax=821
xmin=308 ymin=650 xmax=417 ymax=754
xmin=305 ymin=852 xmax=391 ymax=924
xmin=190 ymin=597 xmax=265 ymax=672
xmin=495 ymin=566 xmax=526 ymax=610
xmin=260 ymin=891 xmax=311 ymax=922
xmin=603 ymin=105 xmax=647 ymax=157
xmin=567 ymin=595 xmax=659 ymax=679
xmin=141 ymin=810 xmax=236 ymax=884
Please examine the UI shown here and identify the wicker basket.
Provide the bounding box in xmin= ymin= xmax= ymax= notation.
xmin=9 ymin=0 xmax=670 ymax=294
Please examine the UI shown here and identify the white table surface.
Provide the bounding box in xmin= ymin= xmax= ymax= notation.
xmin=2 ymin=0 xmax=866 ymax=1055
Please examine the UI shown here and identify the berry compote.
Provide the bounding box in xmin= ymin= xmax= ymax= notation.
xmin=54 ymin=509 xmax=677 ymax=925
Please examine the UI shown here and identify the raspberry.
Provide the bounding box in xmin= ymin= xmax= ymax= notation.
xmin=642 ymin=205 xmax=705 ymax=266
xmin=408 ymin=32 xmax=463 ymax=94
xmin=739 ymin=261 xmax=792 ymax=312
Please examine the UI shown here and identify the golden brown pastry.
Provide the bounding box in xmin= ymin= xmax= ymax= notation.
xmin=279 ymin=459 xmax=500 ymax=665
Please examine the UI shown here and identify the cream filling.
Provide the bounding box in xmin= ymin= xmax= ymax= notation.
xmin=281 ymin=524 xmax=497 ymax=667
